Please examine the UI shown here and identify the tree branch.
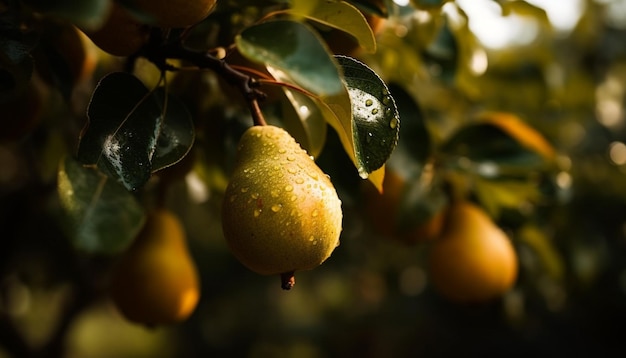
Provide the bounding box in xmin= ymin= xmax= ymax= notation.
xmin=142 ymin=39 xmax=268 ymax=126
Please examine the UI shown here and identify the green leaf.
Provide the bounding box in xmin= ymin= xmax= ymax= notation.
xmin=289 ymin=0 xmax=376 ymax=53
xmin=235 ymin=20 xmax=344 ymax=96
xmin=518 ymin=224 xmax=564 ymax=280
xmin=440 ymin=122 xmax=546 ymax=172
xmin=22 ymin=0 xmax=110 ymax=29
xmin=474 ymin=178 xmax=542 ymax=218
xmin=57 ymin=156 xmax=145 ymax=254
xmin=150 ymin=89 xmax=195 ymax=172
xmin=335 ymin=55 xmax=399 ymax=178
xmin=421 ymin=16 xmax=458 ymax=84
xmin=385 ymin=83 xmax=430 ymax=178
xmin=78 ymin=72 xmax=194 ymax=191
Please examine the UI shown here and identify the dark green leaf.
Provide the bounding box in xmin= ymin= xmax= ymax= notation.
xmin=235 ymin=20 xmax=344 ymax=96
xmin=151 ymin=89 xmax=195 ymax=172
xmin=57 ymin=156 xmax=145 ymax=254
xmin=335 ymin=55 xmax=399 ymax=177
xmin=441 ymin=122 xmax=545 ymax=170
xmin=421 ymin=16 xmax=458 ymax=84
xmin=385 ymin=83 xmax=430 ymax=178
xmin=78 ymin=72 xmax=194 ymax=191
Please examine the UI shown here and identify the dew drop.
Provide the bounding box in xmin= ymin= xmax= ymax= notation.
xmin=365 ymin=99 xmax=373 ymax=107
xmin=382 ymin=95 xmax=391 ymax=106
xmin=251 ymin=192 xmax=259 ymax=199
xmin=287 ymin=155 xmax=296 ymax=161
xmin=278 ymin=148 xmax=286 ymax=154
xmin=271 ymin=189 xmax=280 ymax=198
xmin=312 ymin=209 xmax=319 ymax=217
xmin=287 ymin=168 xmax=297 ymax=174
xmin=284 ymin=185 xmax=293 ymax=192
xmin=366 ymin=132 xmax=373 ymax=143
xmin=371 ymin=108 xmax=379 ymax=115
xmin=254 ymin=208 xmax=262 ymax=217
xmin=241 ymin=187 xmax=249 ymax=193
xmin=309 ymin=236 xmax=315 ymax=242
xmin=290 ymin=195 xmax=297 ymax=202
xmin=308 ymin=172 xmax=319 ymax=180
xmin=390 ymin=116 xmax=398 ymax=129
xmin=295 ymin=178 xmax=304 ymax=184
xmin=271 ymin=204 xmax=282 ymax=212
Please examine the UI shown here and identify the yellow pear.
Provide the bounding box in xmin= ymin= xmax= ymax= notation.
xmin=222 ymin=125 xmax=342 ymax=289
xmin=110 ymin=209 xmax=200 ymax=325
xmin=428 ymin=201 xmax=518 ymax=303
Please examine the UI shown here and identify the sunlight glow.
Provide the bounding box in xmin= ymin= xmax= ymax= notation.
xmin=456 ymin=0 xmax=539 ymax=49
xmin=456 ymin=0 xmax=585 ymax=49
xmin=526 ymin=0 xmax=586 ymax=33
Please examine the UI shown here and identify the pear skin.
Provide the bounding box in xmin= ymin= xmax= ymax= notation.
xmin=428 ymin=201 xmax=518 ymax=303
xmin=222 ymin=125 xmax=342 ymax=289
xmin=110 ymin=209 xmax=200 ymax=325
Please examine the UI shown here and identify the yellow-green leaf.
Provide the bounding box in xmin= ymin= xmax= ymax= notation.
xmin=289 ymin=0 xmax=376 ymax=53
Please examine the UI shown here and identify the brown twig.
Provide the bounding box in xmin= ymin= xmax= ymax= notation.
xmin=141 ymin=40 xmax=269 ymax=127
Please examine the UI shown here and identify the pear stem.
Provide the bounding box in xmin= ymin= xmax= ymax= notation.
xmin=280 ymin=271 xmax=296 ymax=290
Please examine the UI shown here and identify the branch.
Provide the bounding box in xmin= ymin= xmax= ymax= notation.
xmin=142 ymin=39 xmax=268 ymax=126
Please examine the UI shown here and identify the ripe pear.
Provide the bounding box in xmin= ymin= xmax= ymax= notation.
xmin=110 ymin=209 xmax=200 ymax=325
xmin=428 ymin=201 xmax=518 ymax=303
xmin=222 ymin=125 xmax=342 ymax=289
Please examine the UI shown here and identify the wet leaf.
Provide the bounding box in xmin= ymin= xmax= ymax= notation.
xmin=236 ymin=20 xmax=344 ymax=96
xmin=57 ymin=156 xmax=145 ymax=254
xmin=78 ymin=72 xmax=194 ymax=191
xmin=335 ymin=55 xmax=399 ymax=178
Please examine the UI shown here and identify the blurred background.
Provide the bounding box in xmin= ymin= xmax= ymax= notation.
xmin=2 ymin=0 xmax=626 ymax=356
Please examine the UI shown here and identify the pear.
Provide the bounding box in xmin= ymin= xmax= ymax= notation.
xmin=110 ymin=209 xmax=200 ymax=325
xmin=428 ymin=201 xmax=518 ymax=303
xmin=222 ymin=125 xmax=342 ymax=289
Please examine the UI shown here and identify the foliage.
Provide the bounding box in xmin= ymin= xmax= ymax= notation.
xmin=2 ymin=0 xmax=626 ymax=356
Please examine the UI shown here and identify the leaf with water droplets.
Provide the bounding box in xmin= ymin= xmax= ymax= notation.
xmin=77 ymin=72 xmax=193 ymax=191
xmin=57 ymin=156 xmax=145 ymax=254
xmin=335 ymin=55 xmax=400 ymax=177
